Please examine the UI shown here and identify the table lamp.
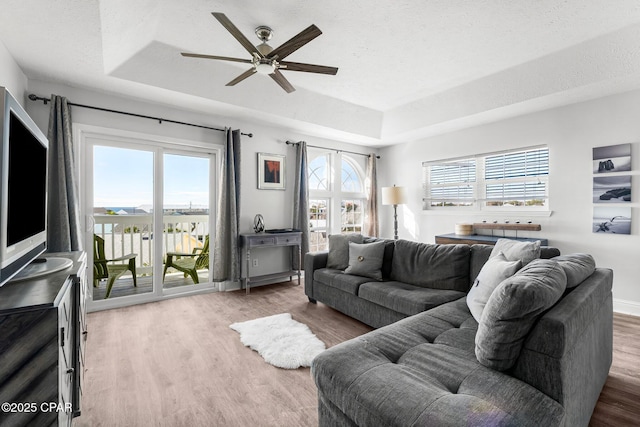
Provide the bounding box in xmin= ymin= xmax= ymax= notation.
xmin=381 ymin=185 xmax=407 ymax=239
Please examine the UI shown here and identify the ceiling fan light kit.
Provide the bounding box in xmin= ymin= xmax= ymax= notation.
xmin=181 ymin=12 xmax=338 ymax=93
xmin=254 ymin=60 xmax=276 ymax=75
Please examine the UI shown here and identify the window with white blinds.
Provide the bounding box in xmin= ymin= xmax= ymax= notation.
xmin=423 ymin=158 xmax=476 ymax=207
xmin=423 ymin=146 xmax=549 ymax=210
xmin=484 ymin=148 xmax=549 ymax=207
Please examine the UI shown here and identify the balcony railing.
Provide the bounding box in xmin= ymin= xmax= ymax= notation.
xmin=93 ymin=214 xmax=210 ymax=276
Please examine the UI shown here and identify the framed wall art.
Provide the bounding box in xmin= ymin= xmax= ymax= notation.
xmin=258 ymin=153 xmax=285 ymax=190
xmin=593 ymin=206 xmax=631 ymax=234
xmin=592 ymin=143 xmax=631 ymax=174
xmin=593 ymin=175 xmax=631 ymax=203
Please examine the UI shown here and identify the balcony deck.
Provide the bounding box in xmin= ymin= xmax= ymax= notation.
xmin=93 ymin=272 xmax=210 ymax=300
xmin=92 ymin=213 xmax=211 ymax=300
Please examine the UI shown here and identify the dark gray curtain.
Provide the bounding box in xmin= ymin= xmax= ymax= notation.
xmin=292 ymin=141 xmax=310 ymax=268
xmin=364 ymin=153 xmax=379 ymax=237
xmin=213 ymin=128 xmax=241 ymax=282
xmin=47 ymin=95 xmax=82 ymax=252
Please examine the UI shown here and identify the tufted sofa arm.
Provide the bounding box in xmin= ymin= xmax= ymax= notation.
xmin=511 ymin=267 xmax=613 ymax=427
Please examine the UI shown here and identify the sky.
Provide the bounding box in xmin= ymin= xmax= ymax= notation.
xmin=93 ymin=146 xmax=210 ymax=209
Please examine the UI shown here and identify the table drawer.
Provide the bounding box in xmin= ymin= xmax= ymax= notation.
xmin=276 ymin=235 xmax=301 ymax=245
xmin=247 ymin=236 xmax=276 ymax=247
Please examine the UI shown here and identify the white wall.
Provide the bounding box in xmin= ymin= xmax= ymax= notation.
xmin=20 ymin=78 xmax=640 ymax=309
xmin=0 ymin=39 xmax=27 ymax=105
xmin=379 ymin=89 xmax=640 ymax=315
xmin=26 ymin=80 xmax=374 ymax=283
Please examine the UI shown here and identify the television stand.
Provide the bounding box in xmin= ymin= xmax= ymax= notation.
xmin=0 ymin=251 xmax=87 ymax=425
xmin=10 ymin=256 xmax=73 ymax=282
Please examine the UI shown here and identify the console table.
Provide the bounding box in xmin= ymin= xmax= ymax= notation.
xmin=239 ymin=232 xmax=302 ymax=295
xmin=435 ymin=233 xmax=548 ymax=246
xmin=436 ymin=222 xmax=548 ymax=246
xmin=0 ymin=251 xmax=87 ymax=426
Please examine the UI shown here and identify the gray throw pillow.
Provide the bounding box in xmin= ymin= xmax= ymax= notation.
xmin=345 ymin=241 xmax=386 ymax=281
xmin=475 ymin=259 xmax=567 ymax=371
xmin=466 ymin=252 xmax=522 ymax=322
xmin=326 ymin=234 xmax=363 ymax=270
xmin=552 ymin=253 xmax=596 ymax=288
xmin=490 ymin=238 xmax=541 ymax=266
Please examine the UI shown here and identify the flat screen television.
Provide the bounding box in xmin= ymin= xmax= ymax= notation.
xmin=0 ymin=87 xmax=48 ymax=287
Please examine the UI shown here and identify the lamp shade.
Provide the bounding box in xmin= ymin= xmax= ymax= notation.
xmin=381 ymin=186 xmax=407 ymax=205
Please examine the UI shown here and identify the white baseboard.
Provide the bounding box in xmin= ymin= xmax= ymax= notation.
xmin=613 ymin=298 xmax=640 ymax=317
xmin=223 ymin=281 xmax=241 ymax=291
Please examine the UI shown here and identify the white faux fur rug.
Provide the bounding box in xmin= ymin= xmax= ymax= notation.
xmin=230 ymin=313 xmax=326 ymax=369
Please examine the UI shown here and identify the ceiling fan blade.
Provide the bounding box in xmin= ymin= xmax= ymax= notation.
xmin=226 ymin=68 xmax=257 ymax=86
xmin=267 ymin=24 xmax=322 ymax=61
xmin=279 ymin=61 xmax=338 ymax=75
xmin=212 ymin=12 xmax=263 ymax=58
xmin=270 ymin=70 xmax=296 ymax=93
xmin=181 ymin=52 xmax=252 ymax=64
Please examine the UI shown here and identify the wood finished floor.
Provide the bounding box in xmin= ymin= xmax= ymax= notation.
xmin=76 ymin=281 xmax=640 ymax=427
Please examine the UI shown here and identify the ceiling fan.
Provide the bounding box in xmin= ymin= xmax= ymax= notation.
xmin=181 ymin=12 xmax=338 ymax=93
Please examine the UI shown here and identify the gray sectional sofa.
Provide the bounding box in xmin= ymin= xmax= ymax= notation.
xmin=305 ymin=236 xmax=613 ymax=427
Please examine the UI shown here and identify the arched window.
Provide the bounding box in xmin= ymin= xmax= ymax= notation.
xmin=308 ymin=154 xmax=330 ymax=251
xmin=341 ymin=157 xmax=363 ymax=193
xmin=308 ymin=151 xmax=366 ymax=251
xmin=309 ymin=154 xmax=329 ymax=191
xmin=339 ymin=157 xmax=365 ymax=234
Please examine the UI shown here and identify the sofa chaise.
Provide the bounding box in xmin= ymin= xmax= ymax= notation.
xmin=306 ymin=235 xmax=613 ymax=426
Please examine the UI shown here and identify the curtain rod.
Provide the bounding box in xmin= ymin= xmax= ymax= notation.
xmin=28 ymin=94 xmax=253 ymax=138
xmin=286 ymin=141 xmax=380 ymax=159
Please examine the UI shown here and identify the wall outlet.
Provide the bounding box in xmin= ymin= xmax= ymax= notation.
xmin=252 ymin=259 xmax=259 ymax=267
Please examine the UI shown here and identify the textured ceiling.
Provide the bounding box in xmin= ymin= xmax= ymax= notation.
xmin=1 ymin=0 xmax=640 ymax=145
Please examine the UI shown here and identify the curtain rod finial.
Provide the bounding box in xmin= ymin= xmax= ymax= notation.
xmin=28 ymin=94 xmax=49 ymax=105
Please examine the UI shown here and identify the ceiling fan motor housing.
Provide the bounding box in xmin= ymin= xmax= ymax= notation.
xmin=256 ymin=42 xmax=273 ymax=56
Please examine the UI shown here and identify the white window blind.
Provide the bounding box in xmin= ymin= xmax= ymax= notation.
xmin=484 ymin=147 xmax=549 ymax=207
xmin=423 ymin=158 xmax=476 ymax=208
xmin=423 ymin=146 xmax=549 ymax=210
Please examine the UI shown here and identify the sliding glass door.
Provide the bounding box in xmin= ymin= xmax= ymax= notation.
xmin=81 ymin=127 xmax=217 ymax=310
xmin=162 ymin=153 xmax=212 ymax=290
xmin=92 ymin=146 xmax=155 ymax=301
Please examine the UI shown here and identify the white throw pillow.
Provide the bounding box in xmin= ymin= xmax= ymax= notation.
xmin=467 ymin=252 xmax=522 ymax=322
xmin=490 ymin=238 xmax=541 ymax=266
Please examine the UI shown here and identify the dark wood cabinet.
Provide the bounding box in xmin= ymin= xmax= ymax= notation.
xmin=0 ymin=252 xmax=87 ymax=426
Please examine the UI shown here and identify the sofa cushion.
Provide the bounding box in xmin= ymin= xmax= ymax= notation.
xmin=363 ymin=237 xmax=395 ymax=279
xmin=345 ymin=241 xmax=385 ymax=281
xmin=490 ymin=238 xmax=541 ymax=266
xmin=312 ymin=302 xmax=565 ymax=427
xmin=390 ymin=240 xmax=471 ymax=291
xmin=313 ymin=268 xmax=372 ymax=295
xmin=326 ymin=234 xmax=363 ymax=270
xmin=470 ymin=245 xmax=561 ymax=286
xmin=359 ymin=281 xmax=466 ymax=316
xmin=553 ymin=253 xmax=596 ymax=288
xmin=475 ymin=259 xmax=567 ymax=371
xmin=466 ymin=252 xmax=522 ymax=322
xmin=469 ymin=244 xmax=494 ymax=285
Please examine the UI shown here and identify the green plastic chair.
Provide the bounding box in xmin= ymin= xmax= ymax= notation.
xmin=93 ymin=234 xmax=137 ymax=298
xmin=162 ymin=235 xmax=210 ymax=284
